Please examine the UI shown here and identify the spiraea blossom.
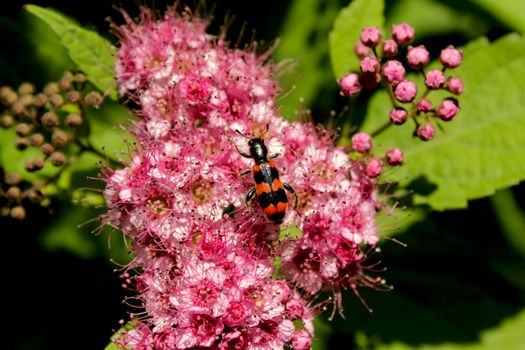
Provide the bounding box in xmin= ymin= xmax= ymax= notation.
xmin=104 ymin=5 xmax=393 ymax=349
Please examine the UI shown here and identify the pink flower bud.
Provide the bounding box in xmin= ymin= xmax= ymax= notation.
xmin=440 ymin=45 xmax=462 ymax=68
xmin=425 ymin=69 xmax=446 ymax=90
xmin=286 ymin=299 xmax=305 ymax=319
xmin=339 ymin=73 xmax=361 ymax=97
xmin=355 ymin=42 xmax=371 ymax=58
xmin=416 ymin=98 xmax=432 ymax=113
xmin=360 ymin=57 xmax=380 ymax=74
xmin=360 ymin=26 xmax=382 ymax=47
xmin=381 ymin=60 xmax=405 ymax=85
xmin=407 ymin=45 xmax=430 ymax=69
xmin=394 ymin=80 xmax=417 ymax=103
xmin=381 ymin=39 xmax=398 ymax=57
xmin=361 ymin=72 xmax=381 ymax=90
xmin=389 ymin=107 xmax=408 ymax=125
xmin=446 ymin=77 xmax=464 ymax=95
xmin=366 ymin=158 xmax=383 ymax=178
xmin=385 ymin=148 xmax=404 ymax=166
xmin=436 ymin=98 xmax=459 ymax=121
xmin=292 ymin=330 xmax=312 ymax=350
xmin=392 ymin=22 xmax=415 ymax=45
xmin=351 ymin=132 xmax=372 ymax=154
xmin=418 ymin=123 xmax=435 ymax=141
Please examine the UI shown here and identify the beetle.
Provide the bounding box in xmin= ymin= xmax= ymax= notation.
xmin=235 ymin=125 xmax=297 ymax=224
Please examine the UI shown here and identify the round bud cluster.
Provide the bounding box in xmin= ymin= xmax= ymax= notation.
xmin=337 ymin=23 xmax=464 ymax=142
xmin=0 ymin=169 xmax=44 ymax=221
xmin=0 ymin=70 xmax=106 ymax=216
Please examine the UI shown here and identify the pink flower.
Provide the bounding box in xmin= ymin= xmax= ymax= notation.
xmin=425 ymin=69 xmax=446 ymax=89
xmin=360 ymin=26 xmax=382 ymax=47
xmin=351 ymin=132 xmax=372 ymax=154
xmin=417 ymin=98 xmax=432 ymax=113
xmin=366 ymin=158 xmax=383 ymax=178
xmin=360 ymin=57 xmax=380 ymax=74
xmin=436 ymin=98 xmax=459 ymax=121
xmin=440 ymin=45 xmax=463 ymax=68
xmin=339 ymin=72 xmax=361 ymax=97
xmin=418 ymin=123 xmax=435 ymax=141
xmin=385 ymin=148 xmax=404 ymax=166
xmin=381 ymin=39 xmax=398 ymax=57
xmin=389 ymin=107 xmax=408 ymax=125
xmin=382 ymin=60 xmax=405 ymax=85
xmin=407 ymin=45 xmax=430 ymax=69
xmin=447 ymin=77 xmax=464 ymax=95
xmin=394 ymin=80 xmax=417 ymax=103
xmin=392 ymin=22 xmax=415 ymax=45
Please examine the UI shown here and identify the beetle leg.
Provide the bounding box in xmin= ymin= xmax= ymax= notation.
xmin=268 ymin=152 xmax=281 ymax=160
xmin=245 ymin=188 xmax=257 ymax=206
xmin=240 ymin=169 xmax=251 ymax=176
xmin=283 ymin=182 xmax=298 ymax=210
xmin=233 ymin=141 xmax=252 ymax=158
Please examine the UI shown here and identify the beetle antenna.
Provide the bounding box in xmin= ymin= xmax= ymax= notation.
xmin=235 ymin=129 xmax=251 ymax=139
xmin=257 ymin=124 xmax=270 ymax=138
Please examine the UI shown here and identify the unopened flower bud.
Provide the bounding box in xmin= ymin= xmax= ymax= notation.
xmin=32 ymin=157 xmax=45 ymax=170
xmin=18 ymin=94 xmax=33 ymax=107
xmin=85 ymin=91 xmax=103 ymax=107
xmin=49 ymin=94 xmax=64 ymax=107
xmin=33 ymin=93 xmax=48 ymax=107
xmin=389 ymin=107 xmax=408 ymax=125
xmin=25 ymin=159 xmax=36 ymax=172
xmin=41 ymin=111 xmax=59 ymax=129
xmin=15 ymin=123 xmax=32 ymax=137
xmin=40 ymin=143 xmax=55 ymax=156
xmin=366 ymin=158 xmax=383 ymax=178
xmin=360 ymin=57 xmax=379 ymax=74
xmin=59 ymin=77 xmax=71 ymax=91
xmin=446 ymin=77 xmax=464 ymax=95
xmin=291 ymin=330 xmax=312 ymax=350
xmin=360 ymin=26 xmax=382 ymax=47
xmin=18 ymin=82 xmax=35 ymax=95
xmin=6 ymin=186 xmax=21 ymax=201
xmin=0 ymin=86 xmax=18 ymax=105
xmin=0 ymin=114 xmax=14 ymax=128
xmin=1 ymin=207 xmax=9 ymax=217
xmin=66 ymin=113 xmax=83 ymax=128
xmin=43 ymin=82 xmax=60 ymax=96
xmin=381 ymin=39 xmax=398 ymax=57
xmin=392 ymin=22 xmax=415 ymax=45
xmin=351 ymin=132 xmax=372 ymax=154
xmin=10 ymin=206 xmax=26 ymax=220
xmin=30 ymin=133 xmax=45 ymax=146
xmin=15 ymin=137 xmax=30 ymax=150
xmin=51 ymin=130 xmax=69 ymax=148
xmin=66 ymin=90 xmax=81 ymax=103
xmin=416 ymin=98 xmax=432 ymax=113
xmin=425 ymin=69 xmax=446 ymax=89
xmin=10 ymin=101 xmax=25 ymax=115
xmin=440 ymin=45 xmax=462 ymax=68
xmin=381 ymin=60 xmax=405 ymax=85
xmin=436 ymin=98 xmax=459 ymax=121
xmin=5 ymin=172 xmax=21 ymax=185
xmin=61 ymin=71 xmax=74 ymax=82
xmin=394 ymin=80 xmax=417 ymax=103
xmin=418 ymin=123 xmax=435 ymax=141
xmin=51 ymin=151 xmax=66 ymax=166
xmin=26 ymin=189 xmax=44 ymax=203
xmin=74 ymin=73 xmax=87 ymax=83
xmin=354 ymin=42 xmax=371 ymax=58
xmin=385 ymin=148 xmax=404 ymax=165
xmin=339 ymin=73 xmax=361 ymax=97
xmin=407 ymin=45 xmax=430 ymax=69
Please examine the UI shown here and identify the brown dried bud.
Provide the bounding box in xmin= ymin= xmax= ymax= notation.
xmin=30 ymin=133 xmax=45 ymax=146
xmin=49 ymin=94 xmax=64 ymax=108
xmin=1 ymin=207 xmax=9 ymax=217
xmin=58 ymin=78 xmax=71 ymax=91
xmin=6 ymin=186 xmax=21 ymax=201
xmin=65 ymin=113 xmax=82 ymax=128
xmin=51 ymin=130 xmax=69 ymax=148
xmin=0 ymin=114 xmax=14 ymax=128
xmin=24 ymin=159 xmax=36 ymax=172
xmin=26 ymin=189 xmax=44 ymax=203
xmin=5 ymin=172 xmax=21 ymax=185
xmin=66 ymin=91 xmax=81 ymax=103
xmin=33 ymin=157 xmax=45 ymax=170
xmin=33 ymin=93 xmax=48 ymax=107
xmin=10 ymin=206 xmax=26 ymax=220
xmin=41 ymin=111 xmax=59 ymax=129
xmin=84 ymin=91 xmax=103 ymax=107
xmin=74 ymin=73 xmax=87 ymax=83
xmin=0 ymin=86 xmax=17 ymax=105
xmin=10 ymin=101 xmax=25 ymax=115
xmin=40 ymin=143 xmax=55 ymax=156
xmin=43 ymin=82 xmax=60 ymax=96
xmin=18 ymin=82 xmax=35 ymax=95
xmin=15 ymin=137 xmax=30 ymax=150
xmin=18 ymin=94 xmax=34 ymax=107
xmin=15 ymin=123 xmax=32 ymax=137
xmin=50 ymin=151 xmax=66 ymax=166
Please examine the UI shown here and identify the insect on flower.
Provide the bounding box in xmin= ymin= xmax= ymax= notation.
xmin=235 ymin=125 xmax=297 ymax=224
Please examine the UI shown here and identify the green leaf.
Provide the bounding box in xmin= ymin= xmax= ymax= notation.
xmin=491 ymin=188 xmax=525 ymax=258
xmin=329 ymin=0 xmax=385 ymax=79
xmin=274 ymin=0 xmax=342 ymax=119
xmin=469 ymin=0 xmax=525 ymax=34
xmin=24 ymin=5 xmax=118 ymax=100
xmin=361 ymin=34 xmax=525 ymax=210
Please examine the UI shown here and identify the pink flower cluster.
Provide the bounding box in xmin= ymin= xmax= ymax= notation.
xmin=104 ymin=6 xmax=390 ymax=349
xmin=339 ymin=23 xmax=463 ymax=141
